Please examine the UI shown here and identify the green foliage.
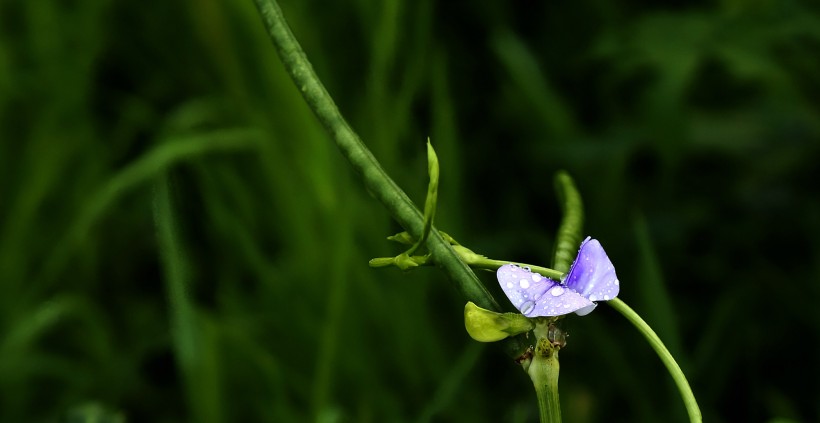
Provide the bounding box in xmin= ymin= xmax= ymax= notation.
xmin=1 ymin=0 xmax=818 ymax=422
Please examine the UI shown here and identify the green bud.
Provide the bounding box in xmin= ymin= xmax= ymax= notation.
xmin=386 ymin=231 xmax=415 ymax=245
xmin=369 ymin=257 xmax=396 ymax=267
xmin=369 ymin=254 xmax=429 ymax=269
xmin=394 ymin=253 xmax=420 ymax=270
xmin=464 ymin=302 xmax=535 ymax=342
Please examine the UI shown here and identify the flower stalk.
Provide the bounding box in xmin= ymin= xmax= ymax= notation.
xmin=608 ymin=298 xmax=702 ymax=423
xmin=528 ymin=319 xmax=562 ymax=423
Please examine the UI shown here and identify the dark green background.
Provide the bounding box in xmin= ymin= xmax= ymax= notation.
xmin=1 ymin=0 xmax=818 ymax=422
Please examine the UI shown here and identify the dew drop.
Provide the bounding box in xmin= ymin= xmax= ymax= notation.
xmin=589 ymin=294 xmax=597 ymax=301
xmin=506 ymin=282 xmax=513 ymax=288
xmin=603 ymin=295 xmax=610 ymax=300
xmin=519 ymin=279 xmax=530 ymax=289
xmin=614 ymin=279 xmax=620 ymax=285
xmin=550 ymin=286 xmax=564 ymax=296
xmin=531 ymin=273 xmax=542 ymax=282
xmin=523 ymin=266 xmax=531 ymax=272
xmin=520 ymin=301 xmax=535 ymax=315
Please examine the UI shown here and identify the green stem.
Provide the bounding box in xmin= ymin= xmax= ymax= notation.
xmin=470 ymin=258 xmax=564 ymax=281
xmin=529 ymin=320 xmax=562 ymax=423
xmin=552 ymin=171 xmax=584 ymax=273
xmin=371 ymin=251 xmax=566 ymax=281
xmin=608 ymin=298 xmax=702 ymax=423
xmin=530 ymin=355 xmax=561 ymax=423
xmin=252 ymin=0 xmax=525 ymax=358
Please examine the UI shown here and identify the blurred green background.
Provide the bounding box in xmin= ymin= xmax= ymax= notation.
xmin=1 ymin=0 xmax=819 ymax=422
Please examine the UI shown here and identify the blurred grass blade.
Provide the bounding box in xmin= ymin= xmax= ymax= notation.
xmin=36 ymin=129 xmax=262 ymax=292
xmin=1 ymin=297 xmax=78 ymax=355
xmin=491 ymin=30 xmax=577 ymax=139
xmin=416 ymin=343 xmax=484 ymax=423
xmin=153 ymin=174 xmax=222 ymax=423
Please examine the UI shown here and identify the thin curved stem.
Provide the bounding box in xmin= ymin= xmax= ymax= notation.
xmin=470 ymin=258 xmax=564 ymax=281
xmin=608 ymin=298 xmax=702 ymax=423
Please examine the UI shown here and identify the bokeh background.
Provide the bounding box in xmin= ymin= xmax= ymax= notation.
xmin=1 ymin=0 xmax=819 ymax=422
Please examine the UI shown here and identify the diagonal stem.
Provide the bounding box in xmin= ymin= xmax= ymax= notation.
xmin=252 ymin=0 xmax=525 ymax=358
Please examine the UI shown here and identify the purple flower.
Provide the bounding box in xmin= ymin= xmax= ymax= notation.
xmin=497 ymin=237 xmax=619 ymax=317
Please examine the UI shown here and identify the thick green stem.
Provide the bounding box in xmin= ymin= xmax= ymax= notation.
xmin=530 ymin=354 xmax=561 ymax=423
xmin=252 ymin=0 xmax=525 ymax=358
xmin=529 ymin=320 xmax=562 ymax=423
xmin=608 ymin=299 xmax=702 ymax=423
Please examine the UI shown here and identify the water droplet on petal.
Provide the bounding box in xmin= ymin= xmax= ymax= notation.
xmin=589 ymin=294 xmax=597 ymax=301
xmin=603 ymin=295 xmax=610 ymax=300
xmin=519 ymin=279 xmax=530 ymax=289
xmin=614 ymin=279 xmax=620 ymax=285
xmin=575 ymin=304 xmax=596 ymax=316
xmin=520 ymin=301 xmax=535 ymax=315
xmin=531 ymin=273 xmax=541 ymax=282
xmin=550 ymin=286 xmax=564 ymax=296
xmin=506 ymin=282 xmax=513 ymax=288
xmin=523 ymin=266 xmax=531 ymax=271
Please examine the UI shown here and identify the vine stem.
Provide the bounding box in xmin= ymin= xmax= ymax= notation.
xmin=252 ymin=0 xmax=526 ymax=358
xmin=608 ymin=298 xmax=702 ymax=423
xmin=471 ymin=258 xmax=564 ymax=281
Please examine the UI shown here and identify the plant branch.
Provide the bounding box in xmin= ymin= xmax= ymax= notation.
xmin=252 ymin=0 xmax=525 ymax=357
